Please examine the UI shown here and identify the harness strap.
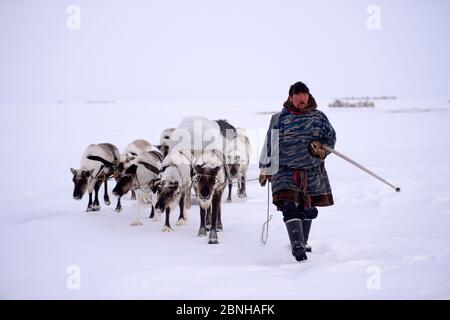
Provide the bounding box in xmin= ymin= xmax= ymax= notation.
xmin=92 ymin=164 xmax=105 ymax=180
xmin=137 ymin=161 xmax=160 ymax=175
xmin=148 ymin=150 xmax=164 ymax=162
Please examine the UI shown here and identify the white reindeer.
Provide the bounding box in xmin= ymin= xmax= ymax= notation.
xmin=112 ymin=150 xmax=163 ymax=226
xmin=224 ymin=127 xmax=252 ymax=201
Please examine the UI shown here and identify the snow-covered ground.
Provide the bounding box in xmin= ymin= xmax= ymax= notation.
xmin=1 ymin=98 xmax=449 ymax=299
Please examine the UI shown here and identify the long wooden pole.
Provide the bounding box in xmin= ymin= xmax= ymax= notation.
xmin=323 ymin=145 xmax=401 ymax=192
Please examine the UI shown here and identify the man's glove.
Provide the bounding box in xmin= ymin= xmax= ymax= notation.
xmin=308 ymin=141 xmax=327 ymax=159
xmin=259 ymin=174 xmax=272 ymax=187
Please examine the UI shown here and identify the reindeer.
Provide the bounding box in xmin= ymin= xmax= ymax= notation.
xmin=214 ymin=120 xmax=251 ymax=201
xmin=112 ymin=150 xmax=163 ymax=226
xmin=156 ymin=128 xmax=175 ymax=158
xmin=70 ymin=143 xmax=121 ymax=212
xmin=224 ymin=128 xmax=251 ymax=201
xmin=169 ymin=116 xmax=228 ymax=243
xmin=192 ymin=150 xmax=227 ymax=244
xmin=115 ymin=139 xmax=154 ymax=203
xmin=154 ymin=150 xmax=192 ymax=231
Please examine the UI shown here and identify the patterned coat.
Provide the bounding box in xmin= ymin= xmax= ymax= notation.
xmin=259 ymin=97 xmax=336 ymax=209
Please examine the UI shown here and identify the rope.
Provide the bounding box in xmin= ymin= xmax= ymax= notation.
xmin=261 ymin=182 xmax=273 ymax=245
xmin=227 ymin=176 xmax=260 ymax=185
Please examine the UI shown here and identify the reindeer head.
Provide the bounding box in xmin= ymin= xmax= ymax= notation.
xmin=113 ymin=153 xmax=137 ymax=179
xmin=192 ymin=164 xmax=222 ymax=209
xmin=155 ymin=179 xmax=181 ymax=212
xmin=226 ymin=154 xmax=241 ymax=178
xmin=156 ymin=144 xmax=170 ymax=158
xmin=112 ymin=162 xmax=125 ymax=179
xmin=70 ymin=168 xmax=94 ymax=200
xmin=112 ymin=164 xmax=137 ymax=197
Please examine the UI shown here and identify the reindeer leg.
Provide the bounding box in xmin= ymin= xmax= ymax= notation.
xmin=103 ymin=180 xmax=111 ymax=205
xmin=114 ymin=177 xmax=122 ymax=212
xmin=176 ymin=193 xmax=187 ymax=226
xmin=149 ymin=192 xmax=155 ymax=219
xmin=162 ymin=207 xmax=172 ymax=232
xmin=149 ymin=206 xmax=154 ymax=219
xmin=198 ymin=207 xmax=207 ymax=237
xmin=226 ymin=181 xmax=232 ymax=202
xmin=183 ymin=190 xmax=190 ymax=220
xmin=86 ymin=192 xmax=93 ymax=212
xmin=217 ymin=199 xmax=223 ymax=231
xmin=115 ymin=196 xmax=122 ymax=213
xmin=238 ymin=174 xmax=247 ymax=198
xmin=130 ymin=191 xmax=143 ymax=226
xmin=208 ymin=193 xmax=221 ymax=244
xmin=92 ymin=180 xmax=102 ymax=211
xmin=186 ymin=188 xmax=192 ymax=209
xmin=205 ymin=207 xmax=212 ymax=231
xmin=236 ymin=176 xmax=241 ymax=195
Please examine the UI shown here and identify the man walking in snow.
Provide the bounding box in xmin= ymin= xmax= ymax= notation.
xmin=259 ymin=81 xmax=336 ymax=261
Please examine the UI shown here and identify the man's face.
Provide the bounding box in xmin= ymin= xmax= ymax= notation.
xmin=289 ymin=92 xmax=309 ymax=109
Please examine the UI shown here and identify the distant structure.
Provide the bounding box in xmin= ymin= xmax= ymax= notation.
xmin=340 ymin=96 xmax=397 ymax=100
xmin=328 ymin=96 xmax=397 ymax=108
xmin=84 ymin=100 xmax=115 ymax=104
xmin=328 ymin=99 xmax=375 ymax=108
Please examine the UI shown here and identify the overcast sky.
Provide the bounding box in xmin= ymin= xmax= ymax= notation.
xmin=0 ymin=0 xmax=449 ymax=101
